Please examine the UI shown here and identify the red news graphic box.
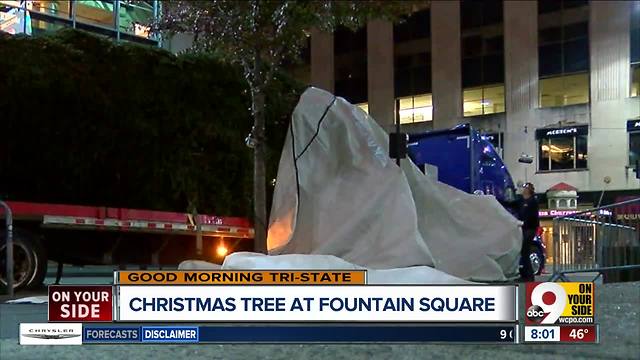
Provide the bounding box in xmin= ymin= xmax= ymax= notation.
xmin=48 ymin=285 xmax=113 ymax=322
xmin=560 ymin=326 xmax=598 ymax=343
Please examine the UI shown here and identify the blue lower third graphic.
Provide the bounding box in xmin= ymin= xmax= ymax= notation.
xmin=141 ymin=326 xmax=199 ymax=343
xmin=84 ymin=327 xmax=141 ymax=343
xmin=197 ymin=325 xmax=516 ymax=343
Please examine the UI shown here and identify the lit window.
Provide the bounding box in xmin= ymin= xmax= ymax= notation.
xmin=537 ymin=126 xmax=588 ymax=171
xmin=30 ymin=1 xmax=71 ymax=18
xmin=397 ymin=94 xmax=432 ymax=124
xmin=118 ymin=0 xmax=153 ymax=37
xmin=463 ymin=84 xmax=505 ymax=117
xmin=75 ymin=0 xmax=114 ymax=28
xmin=0 ymin=1 xmax=30 ymax=34
xmin=0 ymin=1 xmax=22 ymax=7
xmin=539 ymin=73 xmax=589 ymax=107
xmin=27 ymin=1 xmax=71 ymax=34
xmin=463 ymin=88 xmax=482 ymax=117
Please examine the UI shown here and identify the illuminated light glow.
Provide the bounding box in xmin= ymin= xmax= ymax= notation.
xmin=134 ymin=23 xmax=151 ymax=38
xmin=549 ymin=145 xmax=571 ymax=153
xmin=216 ymin=244 xmax=228 ymax=257
xmin=542 ymin=144 xmax=572 ymax=153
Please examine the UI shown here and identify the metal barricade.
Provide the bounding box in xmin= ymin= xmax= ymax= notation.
xmin=551 ymin=197 xmax=640 ymax=282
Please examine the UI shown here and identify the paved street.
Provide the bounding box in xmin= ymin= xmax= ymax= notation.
xmin=1 ymin=264 xmax=638 ymax=359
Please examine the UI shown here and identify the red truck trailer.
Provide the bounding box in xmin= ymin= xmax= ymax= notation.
xmin=0 ymin=201 xmax=254 ymax=291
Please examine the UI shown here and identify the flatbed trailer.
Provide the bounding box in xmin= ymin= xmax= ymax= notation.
xmin=1 ymin=201 xmax=254 ymax=290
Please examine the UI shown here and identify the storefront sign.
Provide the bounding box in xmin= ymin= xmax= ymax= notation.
xmin=614 ymin=196 xmax=640 ymax=221
xmin=627 ymin=119 xmax=640 ymax=132
xmin=535 ymin=125 xmax=588 ymax=139
xmin=616 ymin=214 xmax=640 ymax=221
xmin=538 ymin=209 xmax=613 ymax=218
xmin=539 ymin=210 xmax=579 ymax=217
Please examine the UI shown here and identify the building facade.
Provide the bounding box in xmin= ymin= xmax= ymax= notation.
xmin=0 ymin=0 xmax=158 ymax=45
xmin=308 ymin=0 xmax=640 ymax=202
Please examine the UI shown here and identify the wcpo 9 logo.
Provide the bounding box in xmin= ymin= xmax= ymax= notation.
xmin=526 ymin=282 xmax=566 ymax=324
xmin=525 ymin=282 xmax=595 ymax=325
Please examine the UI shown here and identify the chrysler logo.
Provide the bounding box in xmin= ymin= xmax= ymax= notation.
xmin=22 ymin=333 xmax=81 ymax=340
xmin=20 ymin=323 xmax=83 ymax=345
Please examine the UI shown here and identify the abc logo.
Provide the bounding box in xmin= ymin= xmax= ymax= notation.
xmin=526 ymin=305 xmax=545 ymax=323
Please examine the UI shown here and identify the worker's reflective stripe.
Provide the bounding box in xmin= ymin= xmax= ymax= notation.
xmin=41 ymin=215 xmax=253 ymax=238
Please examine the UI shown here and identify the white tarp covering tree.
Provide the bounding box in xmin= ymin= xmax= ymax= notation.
xmin=179 ymin=88 xmax=521 ymax=282
xmin=266 ymin=88 xmax=521 ymax=281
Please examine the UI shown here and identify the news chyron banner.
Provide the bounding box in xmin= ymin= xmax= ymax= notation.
xmin=37 ymin=270 xmax=519 ymax=344
xmin=113 ymin=270 xmax=516 ymax=323
xmin=523 ymin=282 xmax=598 ymax=344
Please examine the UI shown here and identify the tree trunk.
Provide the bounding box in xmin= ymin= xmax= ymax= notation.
xmin=251 ymin=86 xmax=268 ymax=254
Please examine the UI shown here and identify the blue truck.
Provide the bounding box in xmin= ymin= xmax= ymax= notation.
xmin=406 ymin=123 xmax=546 ymax=275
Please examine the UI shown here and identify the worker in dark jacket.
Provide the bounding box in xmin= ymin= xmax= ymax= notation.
xmin=517 ymin=182 xmax=539 ymax=282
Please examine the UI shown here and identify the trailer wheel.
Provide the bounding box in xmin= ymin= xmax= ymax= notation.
xmin=0 ymin=230 xmax=47 ymax=291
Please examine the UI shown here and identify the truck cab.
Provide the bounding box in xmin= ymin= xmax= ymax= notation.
xmin=406 ymin=124 xmax=546 ymax=275
xmin=407 ymin=124 xmax=517 ymax=210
